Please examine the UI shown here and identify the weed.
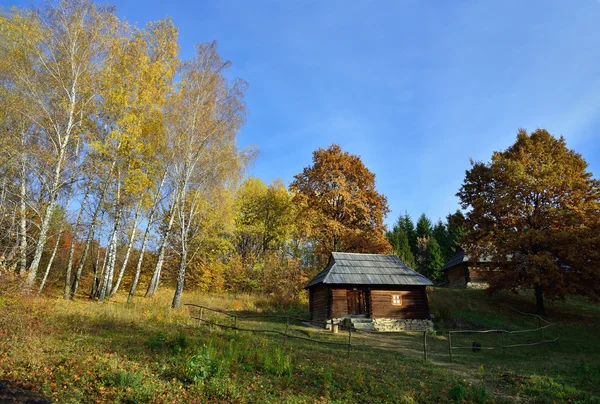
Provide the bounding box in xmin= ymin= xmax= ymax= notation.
xmin=147 ymin=332 xmax=166 ymax=351
xmin=470 ymin=383 xmax=490 ymax=403
xmin=448 ymin=382 xmax=468 ymax=402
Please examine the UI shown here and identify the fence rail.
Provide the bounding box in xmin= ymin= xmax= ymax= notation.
xmin=184 ymin=303 xmax=428 ymax=359
xmin=184 ymin=303 xmax=559 ymax=363
xmin=447 ymin=320 xmax=559 ymax=362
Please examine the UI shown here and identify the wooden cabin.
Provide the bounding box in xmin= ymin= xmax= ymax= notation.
xmin=305 ymin=252 xmax=433 ymax=329
xmin=441 ymin=248 xmax=489 ymax=289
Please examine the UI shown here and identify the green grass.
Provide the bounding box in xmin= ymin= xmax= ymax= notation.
xmin=427 ymin=288 xmax=600 ymax=403
xmin=1 ymin=284 xmax=599 ymax=403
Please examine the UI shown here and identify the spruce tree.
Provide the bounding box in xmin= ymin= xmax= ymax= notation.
xmin=386 ymin=216 xmax=416 ymax=268
xmin=416 ymin=213 xmax=432 ymax=239
xmin=394 ymin=229 xmax=416 ymax=268
xmin=398 ymin=212 xmax=417 ymax=255
xmin=432 ymin=219 xmax=451 ymax=262
xmin=447 ymin=210 xmax=467 ymax=255
xmin=425 ymin=237 xmax=445 ymax=283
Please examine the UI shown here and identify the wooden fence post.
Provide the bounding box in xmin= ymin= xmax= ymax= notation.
xmin=234 ymin=316 xmax=238 ymax=334
xmin=283 ymin=316 xmax=289 ymax=347
xmin=200 ymin=307 xmax=203 ymax=320
xmin=423 ymin=331 xmax=427 ymax=361
xmin=347 ymin=327 xmax=352 ymax=359
xmin=501 ymin=330 xmax=506 ymax=355
xmin=448 ymin=332 xmax=453 ymax=362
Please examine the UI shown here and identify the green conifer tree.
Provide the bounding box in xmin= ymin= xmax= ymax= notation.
xmin=416 ymin=213 xmax=432 ymax=239
xmin=425 ymin=237 xmax=445 ymax=283
xmin=432 ymin=219 xmax=451 ymax=262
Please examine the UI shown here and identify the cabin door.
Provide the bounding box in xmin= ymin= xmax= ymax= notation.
xmin=347 ymin=290 xmax=364 ymax=315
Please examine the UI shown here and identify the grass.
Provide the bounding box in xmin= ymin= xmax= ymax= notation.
xmin=1 ymin=282 xmax=599 ymax=403
xmin=427 ymin=288 xmax=600 ymax=403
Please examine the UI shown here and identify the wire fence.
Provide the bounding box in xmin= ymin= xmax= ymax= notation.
xmin=185 ymin=303 xmax=375 ymax=358
xmin=184 ymin=303 xmax=559 ymax=363
xmin=447 ymin=309 xmax=559 ymax=362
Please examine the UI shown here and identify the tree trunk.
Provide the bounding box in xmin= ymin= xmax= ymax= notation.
xmin=39 ymin=188 xmax=74 ymax=296
xmin=64 ymin=187 xmax=90 ymax=299
xmin=534 ymin=284 xmax=545 ymax=317
xmin=110 ymin=200 xmax=142 ymax=297
xmin=128 ymin=172 xmax=167 ymax=303
xmin=38 ymin=226 xmax=62 ymax=296
xmin=99 ymin=171 xmax=123 ymax=301
xmin=18 ymin=148 xmax=27 ymax=276
xmin=145 ymin=194 xmax=176 ymax=298
xmin=70 ymin=158 xmax=117 ymax=298
xmin=26 ymin=138 xmax=69 ymax=285
xmin=127 ymin=218 xmax=151 ymax=304
xmin=171 ymin=246 xmax=187 ymax=309
xmin=89 ymin=232 xmax=100 ymax=298
xmin=94 ymin=239 xmax=111 ymax=299
xmin=98 ymin=214 xmax=120 ymax=302
xmin=70 ymin=188 xmax=108 ymax=298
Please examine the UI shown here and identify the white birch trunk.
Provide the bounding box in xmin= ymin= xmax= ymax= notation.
xmin=64 ymin=186 xmax=90 ymax=299
xmin=38 ymin=188 xmax=74 ymax=296
xmin=18 ymin=141 xmax=27 ymax=275
xmin=98 ymin=175 xmax=122 ymax=302
xmin=171 ymin=242 xmax=187 ymax=309
xmin=109 ymin=199 xmax=142 ymax=297
xmin=128 ymin=172 xmax=167 ymax=303
xmin=26 ymin=101 xmax=74 ymax=285
xmin=145 ymin=192 xmax=176 ymax=298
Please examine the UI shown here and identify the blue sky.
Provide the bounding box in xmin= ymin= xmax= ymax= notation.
xmin=7 ymin=0 xmax=600 ymax=226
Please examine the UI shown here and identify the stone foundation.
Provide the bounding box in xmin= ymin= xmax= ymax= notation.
xmin=466 ymin=281 xmax=488 ymax=290
xmin=372 ymin=318 xmax=434 ymax=332
xmin=323 ymin=317 xmax=434 ymax=332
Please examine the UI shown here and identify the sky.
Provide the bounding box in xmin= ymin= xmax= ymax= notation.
xmin=6 ymin=0 xmax=600 ymax=226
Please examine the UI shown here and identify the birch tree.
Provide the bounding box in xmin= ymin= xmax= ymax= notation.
xmin=2 ymin=1 xmax=118 ymax=287
xmin=168 ymin=42 xmax=248 ymax=309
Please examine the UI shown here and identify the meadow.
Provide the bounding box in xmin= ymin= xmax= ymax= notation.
xmin=1 ymin=281 xmax=599 ymax=403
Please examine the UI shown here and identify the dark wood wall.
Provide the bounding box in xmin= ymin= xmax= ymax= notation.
xmin=369 ymin=286 xmax=429 ymax=319
xmin=331 ymin=288 xmax=348 ymax=318
xmin=309 ymin=285 xmax=329 ymax=324
xmin=445 ymin=263 xmax=488 ymax=288
xmin=308 ymin=284 xmax=430 ymax=321
xmin=446 ymin=263 xmax=468 ymax=288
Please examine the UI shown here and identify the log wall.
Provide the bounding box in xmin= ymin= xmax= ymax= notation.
xmin=446 ymin=264 xmax=468 ymax=288
xmin=309 ymin=285 xmax=430 ymax=321
xmin=331 ymin=288 xmax=348 ymax=318
xmin=369 ymin=287 xmax=429 ymax=319
xmin=309 ymin=285 xmax=329 ymax=324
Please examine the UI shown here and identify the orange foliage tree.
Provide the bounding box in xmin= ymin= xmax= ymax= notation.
xmin=458 ymin=128 xmax=600 ymax=315
xmin=290 ymin=144 xmax=391 ymax=267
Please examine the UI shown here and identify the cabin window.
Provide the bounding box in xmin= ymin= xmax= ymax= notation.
xmin=391 ymin=294 xmax=402 ymax=306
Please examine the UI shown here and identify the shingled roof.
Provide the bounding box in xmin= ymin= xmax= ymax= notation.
xmin=305 ymin=252 xmax=433 ymax=288
xmin=441 ymin=249 xmax=491 ymax=272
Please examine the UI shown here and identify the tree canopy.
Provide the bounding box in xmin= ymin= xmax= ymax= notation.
xmin=458 ymin=128 xmax=600 ymax=315
xmin=290 ymin=144 xmax=391 ymax=266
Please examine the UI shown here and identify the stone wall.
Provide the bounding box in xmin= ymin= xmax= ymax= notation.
xmin=372 ymin=318 xmax=434 ymax=332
